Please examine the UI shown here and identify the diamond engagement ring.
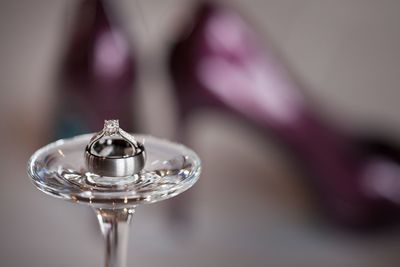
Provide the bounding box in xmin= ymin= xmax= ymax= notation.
xmin=85 ymin=120 xmax=146 ymax=177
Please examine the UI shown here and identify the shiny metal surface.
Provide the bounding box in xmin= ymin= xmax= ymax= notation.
xmin=85 ymin=142 xmax=146 ymax=177
xmin=85 ymin=120 xmax=146 ymax=177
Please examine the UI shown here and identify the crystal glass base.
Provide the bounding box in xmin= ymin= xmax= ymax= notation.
xmin=28 ymin=134 xmax=201 ymax=208
xmin=28 ymin=133 xmax=201 ymax=267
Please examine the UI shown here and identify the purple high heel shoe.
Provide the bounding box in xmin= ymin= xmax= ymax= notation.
xmin=54 ymin=0 xmax=136 ymax=139
xmin=169 ymin=2 xmax=400 ymax=228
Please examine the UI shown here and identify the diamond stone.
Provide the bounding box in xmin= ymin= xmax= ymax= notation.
xmin=103 ymin=120 xmax=119 ymax=135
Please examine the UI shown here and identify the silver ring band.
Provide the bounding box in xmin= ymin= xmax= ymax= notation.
xmin=85 ymin=120 xmax=146 ymax=177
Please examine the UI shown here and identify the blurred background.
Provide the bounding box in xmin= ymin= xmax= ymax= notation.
xmin=2 ymin=0 xmax=400 ymax=266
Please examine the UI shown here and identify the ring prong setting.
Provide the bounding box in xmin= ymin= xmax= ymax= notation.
xmin=103 ymin=120 xmax=120 ymax=136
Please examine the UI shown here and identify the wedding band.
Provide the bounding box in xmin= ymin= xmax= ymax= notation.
xmin=85 ymin=120 xmax=146 ymax=177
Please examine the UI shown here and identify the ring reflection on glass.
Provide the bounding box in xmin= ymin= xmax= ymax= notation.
xmin=85 ymin=120 xmax=146 ymax=177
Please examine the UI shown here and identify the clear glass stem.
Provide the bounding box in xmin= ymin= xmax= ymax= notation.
xmin=95 ymin=207 xmax=135 ymax=267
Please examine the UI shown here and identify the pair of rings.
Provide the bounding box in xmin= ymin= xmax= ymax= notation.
xmin=85 ymin=120 xmax=146 ymax=177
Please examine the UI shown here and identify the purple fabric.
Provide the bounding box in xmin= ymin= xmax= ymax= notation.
xmin=169 ymin=2 xmax=400 ymax=228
